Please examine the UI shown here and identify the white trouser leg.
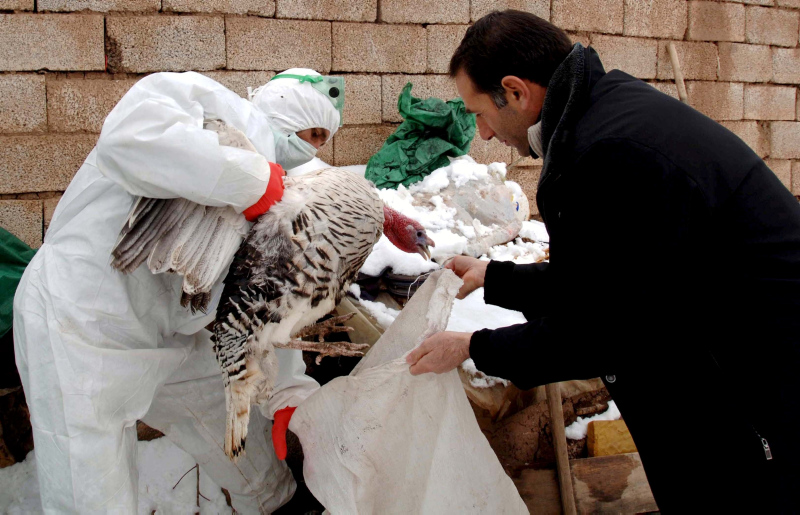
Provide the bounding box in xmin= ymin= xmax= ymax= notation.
xmin=143 ymin=331 xmax=296 ymax=514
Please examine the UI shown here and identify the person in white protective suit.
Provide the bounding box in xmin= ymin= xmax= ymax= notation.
xmin=12 ymin=68 xmax=343 ymax=514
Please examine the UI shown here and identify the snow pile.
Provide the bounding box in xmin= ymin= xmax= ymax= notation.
xmin=361 ymin=155 xmax=520 ymax=276
xmin=518 ymin=219 xmax=550 ymax=243
xmin=564 ymin=400 xmax=621 ymax=440
xmin=0 ymin=451 xmax=40 ymax=514
xmin=461 ymin=359 xmax=509 ymax=388
xmin=0 ymin=439 xmax=230 ymax=514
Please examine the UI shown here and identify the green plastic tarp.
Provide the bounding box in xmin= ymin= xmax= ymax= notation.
xmin=365 ymin=83 xmax=476 ymax=189
xmin=0 ymin=228 xmax=36 ymax=338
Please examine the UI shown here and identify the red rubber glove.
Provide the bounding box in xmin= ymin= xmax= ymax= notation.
xmin=272 ymin=406 xmax=296 ymax=460
xmin=242 ymin=162 xmax=285 ymax=222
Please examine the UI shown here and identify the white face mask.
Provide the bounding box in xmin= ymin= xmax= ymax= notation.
xmin=272 ymin=128 xmax=317 ymax=170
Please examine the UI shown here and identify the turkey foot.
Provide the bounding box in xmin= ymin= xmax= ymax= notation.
xmin=276 ymin=339 xmax=371 ymax=364
xmin=292 ymin=313 xmax=357 ymax=342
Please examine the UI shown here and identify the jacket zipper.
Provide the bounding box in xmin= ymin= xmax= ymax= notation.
xmin=753 ymin=426 xmax=773 ymax=461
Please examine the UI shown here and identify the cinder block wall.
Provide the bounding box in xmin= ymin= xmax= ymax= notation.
xmin=2 ymin=0 xmax=799 ymax=247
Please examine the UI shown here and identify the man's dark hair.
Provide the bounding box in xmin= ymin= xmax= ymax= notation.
xmin=450 ymin=10 xmax=573 ymax=108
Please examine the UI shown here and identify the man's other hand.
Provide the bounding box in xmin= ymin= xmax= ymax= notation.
xmin=406 ymin=331 xmax=473 ymax=375
xmin=445 ymin=256 xmax=489 ymax=299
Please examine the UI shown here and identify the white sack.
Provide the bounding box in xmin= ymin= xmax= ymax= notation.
xmin=289 ymin=269 xmax=529 ymax=514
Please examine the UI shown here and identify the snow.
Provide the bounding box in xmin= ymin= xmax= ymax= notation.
xmin=460 ymin=359 xmax=510 ymax=388
xmin=0 ymin=439 xmax=230 ymax=514
xmin=361 ymin=155 xmax=517 ymax=276
xmin=518 ymin=219 xmax=550 ymax=243
xmin=564 ymin=400 xmax=622 ymax=440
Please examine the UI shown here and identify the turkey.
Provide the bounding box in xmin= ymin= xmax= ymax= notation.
xmin=111 ymin=120 xmax=435 ymax=460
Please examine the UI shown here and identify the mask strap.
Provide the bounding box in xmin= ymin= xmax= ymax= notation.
xmin=270 ymin=74 xmax=324 ymax=84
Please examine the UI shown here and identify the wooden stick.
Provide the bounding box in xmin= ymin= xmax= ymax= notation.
xmin=667 ymin=42 xmax=689 ymax=104
xmin=547 ymin=382 xmax=577 ymax=515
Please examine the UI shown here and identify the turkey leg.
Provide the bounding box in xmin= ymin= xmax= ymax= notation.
xmin=277 ymin=313 xmax=371 ymax=364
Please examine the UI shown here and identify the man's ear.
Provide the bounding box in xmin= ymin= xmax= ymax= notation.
xmin=501 ymin=76 xmax=529 ymax=106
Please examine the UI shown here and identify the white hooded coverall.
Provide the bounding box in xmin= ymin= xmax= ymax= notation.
xmin=12 ymin=71 xmax=337 ymax=514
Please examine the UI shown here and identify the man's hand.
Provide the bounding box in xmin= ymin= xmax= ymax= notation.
xmin=445 ymin=256 xmax=489 ymax=299
xmin=406 ymin=331 xmax=473 ymax=375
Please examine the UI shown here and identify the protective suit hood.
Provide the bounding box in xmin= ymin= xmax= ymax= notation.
xmin=250 ymin=68 xmax=341 ymax=170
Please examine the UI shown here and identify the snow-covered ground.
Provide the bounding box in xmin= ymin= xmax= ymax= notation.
xmin=565 ymin=401 xmax=621 ymax=440
xmin=0 ymin=438 xmax=230 ymax=514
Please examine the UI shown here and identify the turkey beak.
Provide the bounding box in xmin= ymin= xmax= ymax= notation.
xmin=416 ymin=235 xmax=435 ymax=261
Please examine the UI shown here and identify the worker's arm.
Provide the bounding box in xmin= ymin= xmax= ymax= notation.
xmin=412 ymin=139 xmax=709 ymax=388
xmin=95 ymin=72 xmax=277 ymax=212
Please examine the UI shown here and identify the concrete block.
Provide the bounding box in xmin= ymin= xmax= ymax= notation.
xmin=765 ymin=159 xmax=792 ymax=189
xmin=0 ymin=135 xmax=97 ymax=194
xmin=201 ymin=71 xmax=275 ymax=98
xmin=777 ymin=0 xmax=800 ymax=7
xmin=332 ymin=23 xmax=426 ymax=73
xmin=687 ymin=81 xmax=744 ymax=121
xmin=793 ymin=161 xmax=800 ymax=194
xmin=382 ymin=75 xmax=459 ymax=123
xmin=726 ymin=0 xmax=774 ymax=5
xmin=0 ymin=74 xmax=46 ymax=133
xmin=656 ymin=41 xmax=718 ymax=81
xmin=744 ymin=85 xmax=796 ymax=120
xmin=773 ymin=48 xmax=800 ymax=84
xmin=591 ymin=35 xmax=658 ymax=80
xmin=227 ymin=18 xmax=331 ymax=72
xmin=720 ymin=120 xmax=770 ymax=157
xmin=587 ymin=419 xmax=637 ymax=457
xmin=770 ymin=121 xmax=800 ymax=158
xmin=506 ymin=166 xmax=542 ymax=216
xmin=333 ymin=125 xmax=396 ymax=166
xmin=623 ymin=0 xmax=687 ymax=39
xmin=648 ymin=81 xmax=680 ymax=100
xmin=47 ymin=78 xmax=138 ymax=133
xmin=381 ymin=0 xmax=469 ymax=24
xmin=687 ymin=1 xmax=745 ymax=42
xmin=718 ymin=43 xmax=772 ymax=83
xmin=276 ymin=0 xmax=375 ymax=21
xmin=0 ymin=200 xmax=42 ymax=248
xmin=569 ymin=32 xmax=592 ymax=47
xmin=552 ymin=0 xmax=624 ymax=34
xmin=469 ymin=135 xmax=514 ymax=165
xmin=106 ymin=15 xmax=225 ymax=73
xmin=43 ymin=195 xmax=62 ymax=234
xmin=0 ymin=0 xmax=34 ymax=9
xmin=163 ymin=0 xmax=274 ymax=15
xmin=342 ymin=74 xmax=381 ymax=125
xmin=427 ymin=25 xmax=469 ymax=74
xmin=746 ymin=6 xmax=799 ymax=46
xmin=38 ymin=0 xmax=159 ymax=11
xmin=0 ymin=14 xmax=104 ymax=71
xmin=471 ymin=0 xmax=550 ymax=22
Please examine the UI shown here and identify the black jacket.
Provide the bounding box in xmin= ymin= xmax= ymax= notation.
xmin=470 ymin=46 xmax=800 ymax=512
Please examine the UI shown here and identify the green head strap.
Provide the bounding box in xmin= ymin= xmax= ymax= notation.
xmin=271 ymin=74 xmax=345 ymax=127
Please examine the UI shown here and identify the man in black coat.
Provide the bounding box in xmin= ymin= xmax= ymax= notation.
xmin=406 ymin=10 xmax=799 ymax=512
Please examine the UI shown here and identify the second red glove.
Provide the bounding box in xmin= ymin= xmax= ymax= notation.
xmin=242 ymin=162 xmax=285 ymax=222
xmin=272 ymin=406 xmax=296 ymax=460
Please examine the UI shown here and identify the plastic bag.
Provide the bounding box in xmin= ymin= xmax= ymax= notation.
xmin=364 ymin=83 xmax=476 ymax=190
xmin=289 ymin=269 xmax=528 ymax=514
xmin=0 ymin=228 xmax=36 ymax=338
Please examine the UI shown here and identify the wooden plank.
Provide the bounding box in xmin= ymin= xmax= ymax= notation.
xmin=547 ymin=382 xmax=577 ymax=515
xmin=587 ymin=419 xmax=637 ymax=458
xmin=570 ymin=453 xmax=658 ymax=514
xmin=334 ymin=298 xmax=383 ymax=347
xmin=513 ymin=468 xmax=563 ymax=515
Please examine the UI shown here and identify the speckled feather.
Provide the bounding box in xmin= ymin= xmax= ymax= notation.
xmin=212 ymin=168 xmax=384 ymax=459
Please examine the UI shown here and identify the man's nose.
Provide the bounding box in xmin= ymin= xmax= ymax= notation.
xmin=476 ymin=117 xmax=495 ymax=140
